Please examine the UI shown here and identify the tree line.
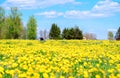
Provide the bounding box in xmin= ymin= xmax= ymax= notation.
xmin=49 ymin=23 xmax=83 ymax=40
xmin=49 ymin=24 xmax=120 ymax=40
xmin=0 ymin=7 xmax=83 ymax=40
xmin=0 ymin=7 xmax=36 ymax=39
xmin=108 ymin=27 xmax=120 ymax=40
xmin=0 ymin=7 xmax=120 ymax=40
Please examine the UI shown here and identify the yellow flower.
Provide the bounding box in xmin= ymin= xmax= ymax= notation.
xmin=0 ymin=67 xmax=4 ymax=74
xmin=60 ymin=76 xmax=64 ymax=78
xmin=5 ymin=70 xmax=14 ymax=76
xmin=84 ymin=71 xmax=88 ymax=78
xmin=68 ymin=76 xmax=74 ymax=78
xmin=95 ymin=75 xmax=100 ymax=78
xmin=33 ymin=73 xmax=39 ymax=78
xmin=84 ymin=62 xmax=88 ymax=66
xmin=18 ymin=73 xmax=27 ymax=78
xmin=50 ymin=73 xmax=55 ymax=78
xmin=12 ymin=63 xmax=18 ymax=68
xmin=0 ymin=40 xmax=120 ymax=78
xmin=108 ymin=69 xmax=114 ymax=73
xmin=43 ymin=73 xmax=49 ymax=78
xmin=96 ymin=64 xmax=99 ymax=67
xmin=117 ymin=74 xmax=120 ymax=78
xmin=109 ymin=74 xmax=116 ymax=78
xmin=0 ymin=73 xmax=2 ymax=78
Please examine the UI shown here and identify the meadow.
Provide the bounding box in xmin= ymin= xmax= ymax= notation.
xmin=0 ymin=40 xmax=120 ymax=78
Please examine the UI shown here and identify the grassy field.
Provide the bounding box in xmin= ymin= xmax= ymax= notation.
xmin=0 ymin=40 xmax=120 ymax=78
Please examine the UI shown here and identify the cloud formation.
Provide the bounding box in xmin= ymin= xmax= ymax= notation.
xmin=1 ymin=0 xmax=80 ymax=9
xmin=36 ymin=10 xmax=107 ymax=19
xmin=35 ymin=0 xmax=120 ymax=19
xmin=92 ymin=0 xmax=120 ymax=14
xmin=107 ymin=28 xmax=117 ymax=32
xmin=1 ymin=0 xmax=120 ymax=19
xmin=35 ymin=11 xmax=63 ymax=18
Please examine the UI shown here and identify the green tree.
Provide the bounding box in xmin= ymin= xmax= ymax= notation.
xmin=8 ymin=7 xmax=23 ymax=39
xmin=62 ymin=26 xmax=83 ymax=39
xmin=3 ymin=17 xmax=11 ymax=39
xmin=115 ymin=27 xmax=120 ymax=40
xmin=27 ymin=15 xmax=37 ymax=39
xmin=108 ymin=31 xmax=114 ymax=40
xmin=0 ymin=7 xmax=5 ymax=39
xmin=62 ymin=28 xmax=73 ymax=39
xmin=49 ymin=23 xmax=61 ymax=39
xmin=74 ymin=26 xmax=83 ymax=39
xmin=68 ymin=28 xmax=74 ymax=39
xmin=62 ymin=28 xmax=69 ymax=39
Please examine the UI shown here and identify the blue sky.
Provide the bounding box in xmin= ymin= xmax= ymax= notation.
xmin=0 ymin=0 xmax=120 ymax=39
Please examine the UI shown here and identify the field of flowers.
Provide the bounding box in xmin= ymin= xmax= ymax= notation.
xmin=0 ymin=40 xmax=120 ymax=78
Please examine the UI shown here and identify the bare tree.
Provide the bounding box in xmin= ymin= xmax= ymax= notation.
xmin=39 ymin=29 xmax=49 ymax=40
xmin=40 ymin=30 xmax=43 ymax=38
xmin=108 ymin=31 xmax=114 ymax=40
xmin=84 ymin=32 xmax=97 ymax=40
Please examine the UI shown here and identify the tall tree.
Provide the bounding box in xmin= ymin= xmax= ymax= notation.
xmin=39 ymin=29 xmax=49 ymax=39
xmin=68 ymin=28 xmax=74 ymax=39
xmin=49 ymin=23 xmax=61 ymax=39
xmin=115 ymin=27 xmax=120 ymax=40
xmin=62 ymin=26 xmax=83 ymax=39
xmin=43 ymin=29 xmax=47 ymax=39
xmin=108 ymin=31 xmax=114 ymax=40
xmin=74 ymin=26 xmax=83 ymax=39
xmin=3 ymin=17 xmax=11 ymax=39
xmin=8 ymin=7 xmax=23 ymax=39
xmin=20 ymin=26 xmax=27 ymax=39
xmin=62 ymin=28 xmax=69 ymax=39
xmin=40 ymin=30 xmax=43 ymax=38
xmin=0 ymin=7 xmax=5 ymax=39
xmin=27 ymin=15 xmax=37 ymax=39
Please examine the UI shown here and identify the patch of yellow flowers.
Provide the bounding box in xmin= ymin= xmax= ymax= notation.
xmin=0 ymin=40 xmax=120 ymax=78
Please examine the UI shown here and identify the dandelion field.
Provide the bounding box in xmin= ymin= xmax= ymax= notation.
xmin=0 ymin=40 xmax=120 ymax=78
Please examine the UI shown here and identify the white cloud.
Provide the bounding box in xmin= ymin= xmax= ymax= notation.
xmin=64 ymin=10 xmax=107 ymax=19
xmin=1 ymin=0 xmax=36 ymax=9
xmin=92 ymin=0 xmax=120 ymax=13
xmin=35 ymin=0 xmax=120 ymax=19
xmin=35 ymin=11 xmax=63 ymax=18
xmin=107 ymin=28 xmax=117 ymax=32
xmin=35 ymin=10 xmax=108 ymax=19
xmin=1 ymin=0 xmax=79 ymax=9
xmin=68 ymin=0 xmax=120 ymax=18
xmin=2 ymin=0 xmax=120 ymax=18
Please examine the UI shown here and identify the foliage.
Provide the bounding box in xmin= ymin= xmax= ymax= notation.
xmin=0 ymin=7 xmax=5 ymax=39
xmin=74 ymin=26 xmax=83 ymax=39
xmin=0 ymin=40 xmax=119 ymax=78
xmin=115 ymin=27 xmax=120 ymax=40
xmin=3 ymin=17 xmax=12 ymax=39
xmin=0 ymin=7 xmax=24 ymax=39
xmin=62 ymin=28 xmax=69 ymax=39
xmin=49 ymin=23 xmax=61 ymax=39
xmin=108 ymin=31 xmax=114 ymax=40
xmin=8 ymin=7 xmax=23 ymax=39
xmin=27 ymin=15 xmax=37 ymax=39
xmin=62 ymin=26 xmax=83 ymax=39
